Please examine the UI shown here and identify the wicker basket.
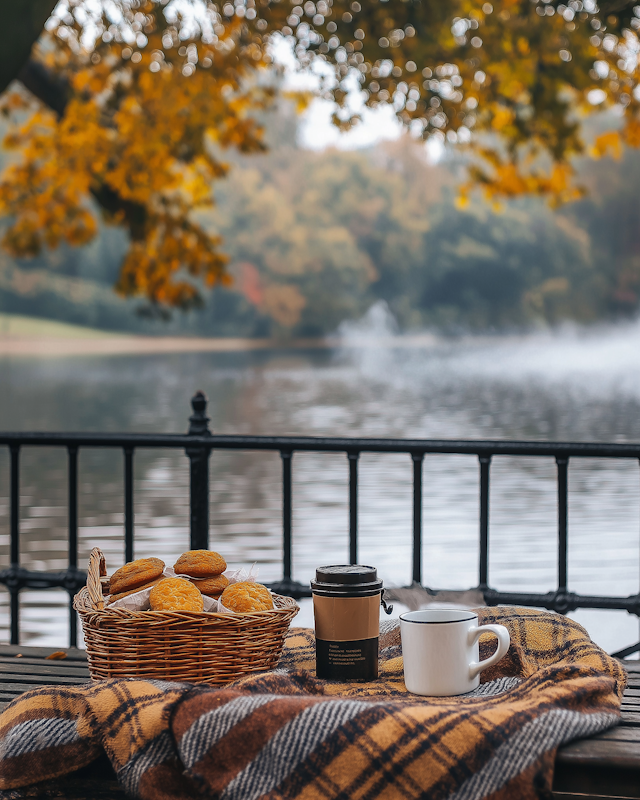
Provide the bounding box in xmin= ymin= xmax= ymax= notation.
xmin=74 ymin=547 xmax=299 ymax=684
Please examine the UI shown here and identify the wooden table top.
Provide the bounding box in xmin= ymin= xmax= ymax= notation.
xmin=1 ymin=644 xmax=639 ymax=800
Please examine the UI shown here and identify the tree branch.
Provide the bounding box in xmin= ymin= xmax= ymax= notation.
xmin=17 ymin=58 xmax=68 ymax=118
xmin=597 ymin=0 xmax=639 ymax=13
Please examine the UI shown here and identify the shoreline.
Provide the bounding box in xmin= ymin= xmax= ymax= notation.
xmin=0 ymin=332 xmax=441 ymax=358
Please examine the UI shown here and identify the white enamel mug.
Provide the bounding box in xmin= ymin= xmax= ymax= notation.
xmin=400 ymin=608 xmax=510 ymax=696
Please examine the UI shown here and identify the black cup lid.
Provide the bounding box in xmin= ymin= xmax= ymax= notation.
xmin=312 ymin=565 xmax=382 ymax=593
xmin=315 ymin=565 xmax=377 ymax=584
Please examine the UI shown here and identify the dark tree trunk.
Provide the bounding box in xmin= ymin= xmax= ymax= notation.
xmin=0 ymin=0 xmax=58 ymax=94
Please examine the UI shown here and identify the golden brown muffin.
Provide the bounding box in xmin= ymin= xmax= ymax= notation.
xmin=193 ymin=573 xmax=229 ymax=597
xmin=220 ymin=581 xmax=273 ymax=613
xmin=149 ymin=578 xmax=204 ymax=612
xmin=109 ymin=558 xmax=165 ymax=595
xmin=108 ymin=576 xmax=164 ymax=604
xmin=174 ymin=550 xmax=226 ymax=578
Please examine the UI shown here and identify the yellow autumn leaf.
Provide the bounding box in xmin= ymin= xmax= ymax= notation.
xmin=592 ymin=132 xmax=622 ymax=160
xmin=623 ymin=119 xmax=640 ymax=149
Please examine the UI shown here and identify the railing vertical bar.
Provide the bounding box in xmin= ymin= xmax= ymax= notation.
xmin=9 ymin=444 xmax=20 ymax=645
xmin=281 ymin=451 xmax=293 ymax=582
xmin=412 ymin=453 xmax=424 ymax=585
xmin=187 ymin=391 xmax=211 ymax=550
xmin=124 ymin=447 xmax=134 ymax=564
xmin=68 ymin=446 xmax=78 ymax=569
xmin=348 ymin=452 xmax=359 ymax=564
xmin=557 ymin=456 xmax=569 ymax=592
xmin=67 ymin=446 xmax=78 ymax=648
xmin=479 ymin=455 xmax=492 ymax=590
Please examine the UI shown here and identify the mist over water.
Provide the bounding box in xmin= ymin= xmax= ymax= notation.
xmin=1 ymin=311 xmax=640 ymax=653
xmin=339 ymin=303 xmax=640 ymax=442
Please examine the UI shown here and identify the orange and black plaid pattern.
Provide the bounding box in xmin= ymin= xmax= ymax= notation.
xmin=0 ymin=608 xmax=626 ymax=799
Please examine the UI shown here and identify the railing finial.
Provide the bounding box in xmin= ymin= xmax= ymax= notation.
xmin=189 ymin=390 xmax=211 ymax=436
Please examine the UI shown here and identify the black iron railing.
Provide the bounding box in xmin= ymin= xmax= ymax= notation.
xmin=1 ymin=391 xmax=640 ymax=657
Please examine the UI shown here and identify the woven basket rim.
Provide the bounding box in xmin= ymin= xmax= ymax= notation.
xmin=73 ymin=585 xmax=298 ymax=621
xmin=74 ymin=547 xmax=299 ymax=622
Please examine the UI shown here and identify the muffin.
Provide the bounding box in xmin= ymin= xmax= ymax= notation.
xmin=150 ymin=577 xmax=204 ymax=612
xmin=109 ymin=558 xmax=165 ymax=595
xmin=174 ymin=550 xmax=226 ymax=578
xmin=108 ymin=576 xmax=164 ymax=604
xmin=193 ymin=573 xmax=229 ymax=597
xmin=220 ymin=581 xmax=273 ymax=613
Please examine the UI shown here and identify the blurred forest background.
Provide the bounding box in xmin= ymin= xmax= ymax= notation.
xmin=2 ymin=103 xmax=636 ymax=338
xmin=0 ymin=102 xmax=638 ymax=338
xmin=2 ymin=0 xmax=640 ymax=339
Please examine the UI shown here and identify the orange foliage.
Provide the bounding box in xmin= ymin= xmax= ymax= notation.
xmin=262 ymin=284 xmax=306 ymax=327
xmin=3 ymin=0 xmax=640 ymax=310
xmin=623 ymin=119 xmax=640 ymax=148
xmin=592 ymin=131 xmax=623 ymax=160
xmin=0 ymin=0 xmax=275 ymax=310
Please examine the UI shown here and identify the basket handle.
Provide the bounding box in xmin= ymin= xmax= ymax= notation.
xmin=87 ymin=547 xmax=107 ymax=610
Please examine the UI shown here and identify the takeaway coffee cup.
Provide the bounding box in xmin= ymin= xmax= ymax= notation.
xmin=400 ymin=608 xmax=510 ymax=696
xmin=312 ymin=565 xmax=390 ymax=681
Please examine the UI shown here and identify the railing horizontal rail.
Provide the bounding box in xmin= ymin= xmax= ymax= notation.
xmin=2 ymin=391 xmax=640 ymax=658
xmin=2 ymin=431 xmax=640 ymax=458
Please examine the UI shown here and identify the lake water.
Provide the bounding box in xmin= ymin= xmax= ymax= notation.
xmin=2 ymin=310 xmax=640 ymax=653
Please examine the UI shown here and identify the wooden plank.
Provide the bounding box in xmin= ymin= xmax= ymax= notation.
xmin=0 ymin=661 xmax=90 ymax=678
xmin=554 ymin=760 xmax=640 ymax=798
xmin=0 ymin=655 xmax=88 ymax=670
xmin=553 ymin=793 xmax=639 ymax=800
xmin=557 ymin=739 xmax=640 ymax=769
xmin=0 ymin=661 xmax=84 ymax=673
xmin=0 ymin=674 xmax=91 ymax=688
xmin=620 ymin=710 xmax=640 ymax=725
xmin=0 ymin=645 xmax=87 ymax=662
xmin=596 ymin=727 xmax=640 ymax=743
xmin=0 ymin=680 xmax=90 ymax=694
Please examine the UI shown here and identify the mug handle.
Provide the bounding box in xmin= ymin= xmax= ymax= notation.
xmin=467 ymin=624 xmax=510 ymax=680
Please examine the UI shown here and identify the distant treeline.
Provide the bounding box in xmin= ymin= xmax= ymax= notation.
xmin=1 ymin=113 xmax=638 ymax=336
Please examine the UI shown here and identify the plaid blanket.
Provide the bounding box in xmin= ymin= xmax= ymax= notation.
xmin=0 ymin=607 xmax=626 ymax=799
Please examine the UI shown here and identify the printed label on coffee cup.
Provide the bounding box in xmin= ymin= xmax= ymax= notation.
xmin=313 ymin=595 xmax=380 ymax=641
xmin=316 ymin=638 xmax=379 ymax=680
